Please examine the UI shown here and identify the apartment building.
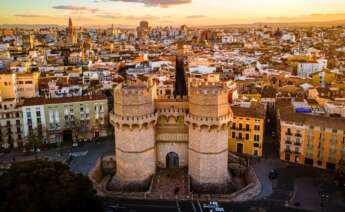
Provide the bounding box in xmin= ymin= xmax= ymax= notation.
xmin=0 ymin=99 xmax=23 ymax=149
xmin=0 ymin=72 xmax=39 ymax=100
xmin=278 ymin=101 xmax=345 ymax=170
xmin=229 ymin=102 xmax=266 ymax=157
xmin=22 ymin=96 xmax=108 ymax=144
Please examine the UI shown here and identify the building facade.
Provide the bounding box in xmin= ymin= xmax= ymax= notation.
xmin=229 ymin=103 xmax=265 ymax=157
xmin=0 ymin=99 xmax=23 ymax=149
xmin=278 ymin=103 xmax=345 ymax=170
xmin=0 ymin=72 xmax=39 ymax=100
xmin=22 ymin=96 xmax=108 ymax=144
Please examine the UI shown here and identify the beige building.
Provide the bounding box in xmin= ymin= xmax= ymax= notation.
xmin=0 ymin=72 xmax=39 ymax=100
xmin=22 ymin=96 xmax=108 ymax=144
xmin=0 ymin=99 xmax=23 ymax=149
xmin=110 ymin=77 xmax=234 ymax=192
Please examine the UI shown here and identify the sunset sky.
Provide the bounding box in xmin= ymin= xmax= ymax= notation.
xmin=1 ymin=0 xmax=345 ymax=26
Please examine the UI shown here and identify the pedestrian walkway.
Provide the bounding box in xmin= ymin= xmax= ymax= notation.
xmin=149 ymin=168 xmax=189 ymax=199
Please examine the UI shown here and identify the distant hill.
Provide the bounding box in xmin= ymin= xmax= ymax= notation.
xmin=1 ymin=19 xmax=345 ymax=30
xmin=199 ymin=19 xmax=345 ymax=29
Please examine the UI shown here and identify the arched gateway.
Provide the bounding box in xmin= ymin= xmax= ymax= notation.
xmin=166 ymin=152 xmax=179 ymax=168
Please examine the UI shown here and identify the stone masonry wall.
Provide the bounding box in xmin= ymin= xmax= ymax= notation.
xmin=115 ymin=126 xmax=156 ymax=182
xmin=156 ymin=142 xmax=188 ymax=168
xmin=188 ymin=127 xmax=230 ymax=184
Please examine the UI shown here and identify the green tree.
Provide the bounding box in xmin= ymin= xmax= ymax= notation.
xmin=71 ymin=119 xmax=83 ymax=143
xmin=335 ymin=159 xmax=345 ymax=186
xmin=26 ymin=128 xmax=44 ymax=161
xmin=0 ymin=160 xmax=102 ymax=212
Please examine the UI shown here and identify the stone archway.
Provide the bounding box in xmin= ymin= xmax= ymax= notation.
xmin=166 ymin=152 xmax=179 ymax=169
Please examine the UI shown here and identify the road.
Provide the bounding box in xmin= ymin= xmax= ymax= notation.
xmin=68 ymin=140 xmax=114 ymax=175
xmin=0 ymin=138 xmax=115 ymax=175
xmin=253 ymin=126 xmax=345 ymax=212
xmin=103 ymin=198 xmax=310 ymax=212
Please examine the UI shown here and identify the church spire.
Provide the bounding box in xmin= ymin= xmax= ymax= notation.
xmin=68 ymin=17 xmax=73 ymax=28
xmin=175 ymin=40 xmax=187 ymax=97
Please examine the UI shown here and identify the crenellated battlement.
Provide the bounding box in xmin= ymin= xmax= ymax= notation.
xmin=114 ymin=83 xmax=152 ymax=101
xmin=189 ymin=86 xmax=231 ymax=118
xmin=155 ymin=95 xmax=188 ymax=102
xmin=185 ymin=113 xmax=232 ymax=128
xmin=114 ymin=82 xmax=155 ymax=117
xmin=189 ymin=81 xmax=229 ymax=96
xmin=156 ymin=107 xmax=187 ymax=117
xmin=110 ymin=111 xmax=157 ymax=129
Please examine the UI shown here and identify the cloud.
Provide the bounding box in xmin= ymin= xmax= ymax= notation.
xmin=52 ymin=5 xmax=100 ymax=13
xmin=109 ymin=0 xmax=192 ymax=8
xmin=127 ymin=15 xmax=159 ymax=20
xmin=186 ymin=15 xmax=205 ymax=19
xmin=96 ymin=12 xmax=159 ymax=20
xmin=96 ymin=14 xmax=122 ymax=19
xmin=14 ymin=14 xmax=43 ymax=18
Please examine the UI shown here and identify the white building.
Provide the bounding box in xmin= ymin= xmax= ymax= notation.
xmin=297 ymin=59 xmax=327 ymax=78
xmin=189 ymin=65 xmax=216 ymax=75
xmin=222 ymin=34 xmax=245 ymax=44
xmin=281 ymin=33 xmax=296 ymax=43
xmin=21 ymin=104 xmax=47 ymax=141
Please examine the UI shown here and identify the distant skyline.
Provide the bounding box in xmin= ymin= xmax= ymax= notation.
xmin=2 ymin=0 xmax=345 ymax=26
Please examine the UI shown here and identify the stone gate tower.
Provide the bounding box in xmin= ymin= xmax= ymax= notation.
xmin=110 ymin=83 xmax=157 ymax=190
xmin=186 ymin=81 xmax=232 ymax=192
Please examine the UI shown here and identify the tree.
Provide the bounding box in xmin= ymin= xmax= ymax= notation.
xmin=71 ymin=119 xmax=83 ymax=143
xmin=0 ymin=160 xmax=102 ymax=212
xmin=26 ymin=128 xmax=44 ymax=161
xmin=335 ymin=159 xmax=345 ymax=187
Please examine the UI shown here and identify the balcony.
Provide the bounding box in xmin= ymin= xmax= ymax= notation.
xmin=286 ymin=131 xmax=293 ymax=136
xmin=294 ymin=142 xmax=302 ymax=146
xmin=295 ymin=133 xmax=302 ymax=137
xmin=6 ymin=129 xmax=12 ymax=135
xmin=286 ymin=140 xmax=292 ymax=144
xmin=48 ymin=123 xmax=61 ymax=131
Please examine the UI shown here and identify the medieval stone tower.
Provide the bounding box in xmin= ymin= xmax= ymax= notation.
xmin=110 ymin=42 xmax=234 ymax=192
xmin=187 ymin=80 xmax=232 ymax=191
xmin=111 ymin=83 xmax=157 ymax=190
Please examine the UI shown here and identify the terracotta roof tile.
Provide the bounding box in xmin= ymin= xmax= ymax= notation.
xmin=22 ymin=95 xmax=107 ymax=107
